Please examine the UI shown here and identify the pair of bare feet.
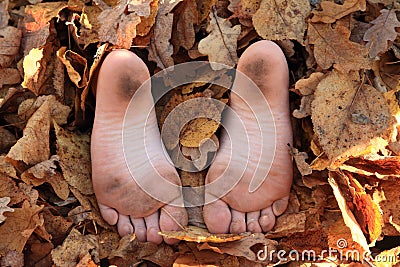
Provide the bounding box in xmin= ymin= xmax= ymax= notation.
xmin=91 ymin=41 xmax=293 ymax=245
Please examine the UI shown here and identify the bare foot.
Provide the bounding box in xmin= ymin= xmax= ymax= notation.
xmin=91 ymin=50 xmax=188 ymax=244
xmin=203 ymin=41 xmax=293 ymax=234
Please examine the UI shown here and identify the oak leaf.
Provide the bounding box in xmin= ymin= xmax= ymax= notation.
xmin=0 ymin=197 xmax=13 ymax=223
xmin=0 ymin=201 xmax=43 ymax=256
xmin=252 ymin=0 xmax=310 ymax=45
xmin=51 ymin=228 xmax=99 ymax=267
xmin=363 ymin=9 xmax=400 ymax=58
xmin=311 ymin=0 xmax=366 ymax=23
xmin=97 ymin=0 xmax=142 ymax=49
xmin=198 ymin=10 xmax=241 ymax=70
xmin=54 ymin=123 xmax=93 ymax=195
xmin=311 ymin=71 xmax=393 ymax=164
xmin=308 ymin=23 xmax=372 ymax=72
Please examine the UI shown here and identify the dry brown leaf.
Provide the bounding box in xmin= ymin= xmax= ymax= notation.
xmin=0 ymin=68 xmax=21 ymax=87
xmin=0 ymin=127 xmax=17 ymax=153
xmin=57 ymin=47 xmax=89 ymax=88
xmin=54 ymin=123 xmax=93 ymax=195
xmin=0 ymin=250 xmax=24 ymax=267
xmin=107 ymin=234 xmax=136 ymax=259
xmin=159 ymin=225 xmax=250 ymax=243
xmin=51 ymin=228 xmax=99 ymax=267
xmin=136 ymin=0 xmax=159 ymax=36
xmin=198 ymin=233 xmax=277 ymax=263
xmin=148 ymin=0 xmax=182 ymax=68
xmin=0 ymin=197 xmax=14 ymax=223
xmin=294 ymin=72 xmax=325 ymax=96
xmin=0 ymin=173 xmax=28 ymax=205
xmin=198 ymin=10 xmax=240 ymax=70
xmin=22 ymin=2 xmax=67 ymax=55
xmin=0 ymin=200 xmax=43 ymax=256
xmin=363 ymin=9 xmax=400 ymax=58
xmin=266 ymin=212 xmax=307 ymax=239
xmin=228 ymin=0 xmax=261 ymax=20
xmin=196 ymin=0 xmax=216 ymax=23
xmin=328 ymin=173 xmax=370 ymax=253
xmin=41 ymin=208 xmax=73 ymax=244
xmin=344 ymin=156 xmax=400 ymax=177
xmin=311 ymin=70 xmax=393 ymax=164
xmin=308 ymin=23 xmax=372 ymax=73
xmin=253 ymin=0 xmax=310 ymax=45
xmin=0 ymin=26 xmax=22 ymax=68
xmin=0 ymin=0 xmax=10 ymax=28
xmin=21 ymin=156 xmax=70 ymax=200
xmin=98 ymin=230 xmax=120 ymax=259
xmin=172 ymin=0 xmax=198 ymax=51
xmin=292 ymin=148 xmax=312 ymax=176
xmin=6 ymin=95 xmax=51 ymax=166
xmin=79 ymin=6 xmax=101 ymax=48
xmin=311 ymin=0 xmax=366 ymax=23
xmin=0 ymin=156 xmax=17 ymax=179
xmin=21 ymin=46 xmax=51 ymax=95
xmin=98 ymin=0 xmax=142 ymax=49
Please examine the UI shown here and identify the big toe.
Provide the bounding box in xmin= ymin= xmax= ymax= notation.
xmin=272 ymin=196 xmax=289 ymax=216
xmin=160 ymin=205 xmax=188 ymax=245
xmin=203 ymin=199 xmax=231 ymax=234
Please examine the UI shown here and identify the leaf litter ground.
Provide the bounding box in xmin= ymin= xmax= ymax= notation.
xmin=1 ymin=0 xmax=400 ymax=266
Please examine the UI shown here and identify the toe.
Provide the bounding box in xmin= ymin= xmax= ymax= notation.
xmin=160 ymin=205 xmax=188 ymax=245
xmin=145 ymin=212 xmax=163 ymax=244
xmin=259 ymin=207 xmax=276 ymax=232
xmin=117 ymin=214 xmax=134 ymax=236
xmin=131 ymin=217 xmax=147 ymax=242
xmin=203 ymin=199 xmax=231 ymax=234
xmin=230 ymin=210 xmax=246 ymax=234
xmin=246 ymin=211 xmax=262 ymax=233
xmin=98 ymin=204 xmax=118 ymax=226
xmin=272 ymin=196 xmax=289 ymax=216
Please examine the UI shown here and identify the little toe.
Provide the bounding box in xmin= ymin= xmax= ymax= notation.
xmin=246 ymin=211 xmax=262 ymax=233
xmin=203 ymin=199 xmax=231 ymax=234
xmin=259 ymin=207 xmax=276 ymax=232
xmin=117 ymin=214 xmax=134 ymax=236
xmin=272 ymin=196 xmax=289 ymax=216
xmin=131 ymin=217 xmax=147 ymax=242
xmin=230 ymin=210 xmax=246 ymax=234
xmin=160 ymin=205 xmax=188 ymax=245
xmin=145 ymin=212 xmax=163 ymax=244
xmin=99 ymin=203 xmax=118 ymax=226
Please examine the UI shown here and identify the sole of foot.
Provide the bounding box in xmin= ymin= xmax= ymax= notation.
xmin=91 ymin=49 xmax=188 ymax=244
xmin=203 ymin=40 xmax=293 ymax=234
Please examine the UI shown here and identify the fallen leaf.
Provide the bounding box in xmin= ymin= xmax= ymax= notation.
xmin=0 ymin=156 xmax=17 ymax=179
xmin=311 ymin=70 xmax=393 ymax=164
xmin=328 ymin=173 xmax=370 ymax=253
xmin=148 ymin=0 xmax=183 ymax=68
xmin=196 ymin=0 xmax=216 ymax=23
xmin=171 ymin=0 xmax=198 ymax=51
xmin=253 ymin=0 xmax=310 ymax=45
xmin=0 ymin=0 xmax=10 ymax=28
xmin=311 ymin=0 xmax=366 ymax=23
xmin=54 ymin=123 xmax=93 ymax=195
xmin=292 ymin=148 xmax=312 ymax=176
xmin=97 ymin=0 xmax=142 ymax=49
xmin=98 ymin=230 xmax=120 ymax=259
xmin=21 ymin=47 xmax=49 ymax=95
xmin=0 ymin=250 xmax=24 ymax=267
xmin=0 ymin=174 xmax=28 ymax=205
xmin=308 ymin=23 xmax=372 ymax=72
xmin=107 ymin=234 xmax=136 ymax=259
xmin=0 ymin=26 xmax=22 ymax=68
xmin=0 ymin=197 xmax=14 ymax=223
xmin=78 ymin=6 xmax=102 ymax=48
xmin=363 ymin=9 xmax=400 ymax=58
xmin=198 ymin=10 xmax=240 ymax=70
xmin=159 ymin=225 xmax=250 ymax=243
xmin=266 ymin=212 xmax=307 ymax=239
xmin=0 ymin=201 xmax=43 ymax=256
xmin=41 ymin=208 xmax=73 ymax=245
xmin=51 ymin=228 xmax=99 ymax=267
xmin=57 ymin=47 xmax=89 ymax=88
xmin=0 ymin=68 xmax=22 ymax=87
xmin=0 ymin=127 xmax=17 ymax=153
xmin=22 ymin=2 xmax=67 ymax=55
xmin=136 ymin=0 xmax=159 ymax=36
xmin=228 ymin=0 xmax=261 ymax=21
xmin=294 ymin=72 xmax=325 ymax=96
